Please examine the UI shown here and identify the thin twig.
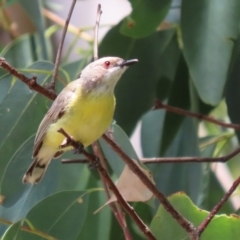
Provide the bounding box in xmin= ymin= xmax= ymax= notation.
xmin=154 ymin=99 xmax=240 ymax=130
xmin=57 ymin=128 xmax=156 ymax=240
xmin=197 ymin=175 xmax=240 ymax=236
xmin=102 ymin=133 xmax=196 ymax=235
xmin=92 ymin=142 xmax=133 ymax=240
xmin=0 ymin=218 xmax=57 ymax=240
xmin=94 ymin=4 xmax=102 ymax=60
xmin=0 ymin=58 xmax=57 ymax=100
xmin=141 ymin=146 xmax=240 ymax=163
xmin=49 ymin=0 xmax=77 ymax=92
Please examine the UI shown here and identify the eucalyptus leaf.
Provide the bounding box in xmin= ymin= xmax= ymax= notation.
xmin=120 ymin=0 xmax=173 ymax=38
xmin=182 ymin=0 xmax=240 ymax=105
xmin=150 ymin=192 xmax=240 ymax=240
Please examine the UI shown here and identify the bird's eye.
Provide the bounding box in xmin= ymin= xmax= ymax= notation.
xmin=103 ymin=61 xmax=111 ymax=69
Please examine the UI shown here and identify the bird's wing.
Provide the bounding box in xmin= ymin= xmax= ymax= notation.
xmin=33 ymin=80 xmax=80 ymax=156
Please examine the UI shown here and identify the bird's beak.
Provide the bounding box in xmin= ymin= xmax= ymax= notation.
xmin=118 ymin=59 xmax=138 ymax=68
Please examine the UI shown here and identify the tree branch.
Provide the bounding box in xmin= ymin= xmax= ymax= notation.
xmin=57 ymin=128 xmax=156 ymax=240
xmin=154 ymin=99 xmax=240 ymax=130
xmin=0 ymin=58 xmax=57 ymax=100
xmin=197 ymin=175 xmax=240 ymax=236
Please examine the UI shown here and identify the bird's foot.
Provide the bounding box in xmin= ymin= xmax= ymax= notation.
xmin=88 ymin=156 xmax=100 ymax=169
xmin=73 ymin=141 xmax=84 ymax=155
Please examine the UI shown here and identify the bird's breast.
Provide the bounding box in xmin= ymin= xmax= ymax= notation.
xmin=62 ymin=92 xmax=115 ymax=146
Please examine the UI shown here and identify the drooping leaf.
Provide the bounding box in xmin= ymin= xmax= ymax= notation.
xmin=155 ymin=33 xmax=181 ymax=101
xmin=181 ymin=0 xmax=240 ymax=105
xmin=225 ymin=36 xmax=240 ymax=141
xmin=95 ymin=161 xmax=154 ymax=214
xmin=160 ymin=54 xmax=190 ymax=154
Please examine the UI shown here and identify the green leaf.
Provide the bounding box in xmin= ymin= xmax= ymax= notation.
xmin=19 ymin=0 xmax=49 ymax=60
xmin=1 ymin=34 xmax=38 ymax=68
xmin=141 ymin=109 xmax=165 ymax=157
xmin=13 ymin=191 xmax=89 ymax=240
xmin=1 ymin=221 xmax=22 ymax=240
xmin=99 ymin=22 xmax=175 ymax=134
xmin=150 ymin=192 xmax=240 ymax=240
xmin=160 ymin=54 xmax=190 ymax=154
xmin=0 ymin=136 xmax=59 ymax=225
xmin=155 ymin=33 xmax=181 ymax=101
xmin=141 ymin=116 xmax=202 ymax=203
xmin=0 ymin=61 xmax=55 ymax=197
xmin=207 ymin=172 xmax=234 ymax=214
xmin=196 ymin=137 xmax=215 ymax=209
xmin=120 ymin=0 xmax=172 ymax=38
xmin=181 ymin=0 xmax=240 ymax=105
xmin=76 ymin=191 xmax=111 ymax=240
xmin=225 ymin=36 xmax=240 ymax=141
xmin=0 ymin=74 xmax=12 ymax=105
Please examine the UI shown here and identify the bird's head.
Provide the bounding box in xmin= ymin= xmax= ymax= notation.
xmin=81 ymin=57 xmax=138 ymax=94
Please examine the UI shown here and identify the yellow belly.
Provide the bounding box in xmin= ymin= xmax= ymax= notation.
xmin=43 ymin=93 xmax=115 ymax=150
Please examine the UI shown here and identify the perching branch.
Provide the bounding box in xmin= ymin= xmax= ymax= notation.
xmin=57 ymin=128 xmax=156 ymax=240
xmin=0 ymin=57 xmax=57 ymax=100
xmin=154 ymin=99 xmax=240 ymax=131
xmin=102 ymin=133 xmax=197 ymax=236
xmin=94 ymin=4 xmax=102 ymax=60
xmin=49 ymin=0 xmax=77 ymax=92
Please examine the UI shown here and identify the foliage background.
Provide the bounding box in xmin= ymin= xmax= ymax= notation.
xmin=0 ymin=0 xmax=240 ymax=239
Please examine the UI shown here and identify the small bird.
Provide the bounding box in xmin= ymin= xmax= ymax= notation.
xmin=23 ymin=57 xmax=138 ymax=184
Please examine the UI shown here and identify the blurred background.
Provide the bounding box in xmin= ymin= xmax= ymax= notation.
xmin=1 ymin=0 xmax=240 ymax=239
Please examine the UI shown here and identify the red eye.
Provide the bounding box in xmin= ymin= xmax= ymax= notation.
xmin=103 ymin=61 xmax=110 ymax=68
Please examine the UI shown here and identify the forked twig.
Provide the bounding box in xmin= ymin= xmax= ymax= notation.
xmin=102 ymin=133 xmax=197 ymax=236
xmin=92 ymin=142 xmax=133 ymax=240
xmin=57 ymin=128 xmax=156 ymax=240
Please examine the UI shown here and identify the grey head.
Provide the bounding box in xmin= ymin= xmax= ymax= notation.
xmin=80 ymin=57 xmax=138 ymax=93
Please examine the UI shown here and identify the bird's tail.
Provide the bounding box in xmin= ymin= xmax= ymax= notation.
xmin=22 ymin=157 xmax=52 ymax=184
